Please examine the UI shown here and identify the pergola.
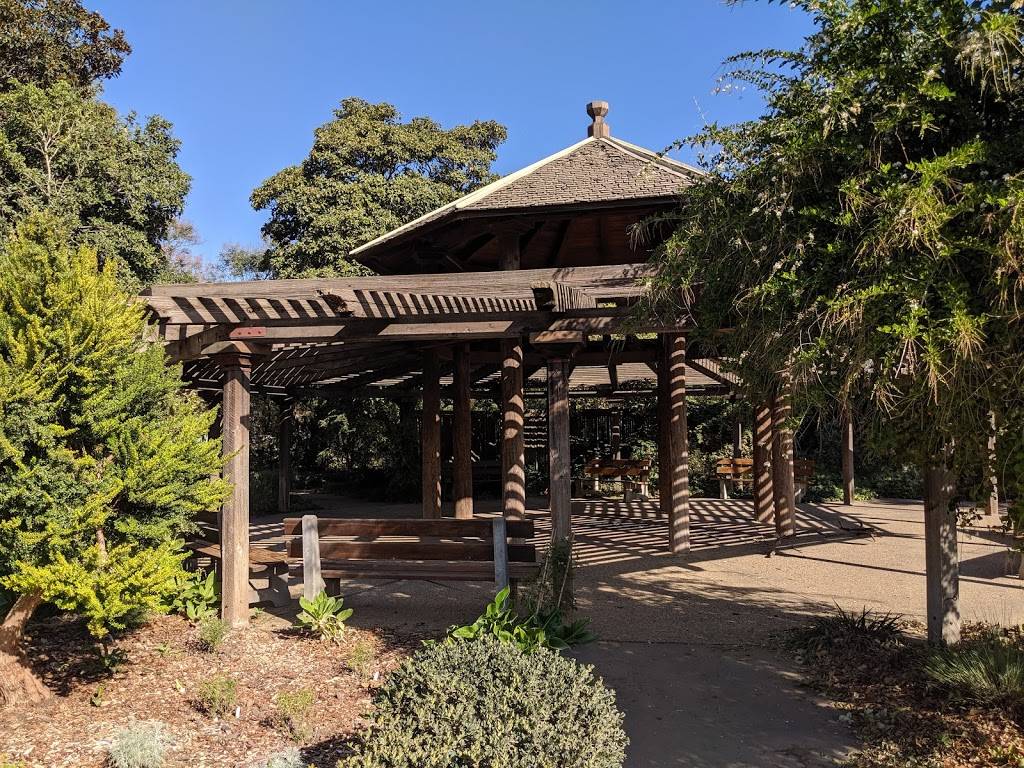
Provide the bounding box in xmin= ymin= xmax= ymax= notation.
xmin=141 ymin=102 xmax=851 ymax=625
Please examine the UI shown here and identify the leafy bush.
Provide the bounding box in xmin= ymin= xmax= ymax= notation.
xmin=294 ymin=592 xmax=353 ymax=642
xmin=196 ymin=616 xmax=229 ymax=652
xmin=262 ymin=749 xmax=305 ymax=768
xmin=107 ymin=721 xmax=169 ymax=768
xmin=926 ymin=634 xmax=1024 ymax=710
xmin=446 ymin=586 xmax=593 ymax=653
xmin=274 ymin=689 xmax=315 ymax=742
xmin=196 ymin=675 xmax=237 ymax=718
xmin=340 ymin=636 xmax=627 ymax=768
xmin=789 ymin=606 xmax=906 ymax=661
xmin=171 ymin=571 xmax=218 ymax=623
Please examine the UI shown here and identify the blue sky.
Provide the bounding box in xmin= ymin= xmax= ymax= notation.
xmin=91 ymin=0 xmax=813 ymax=265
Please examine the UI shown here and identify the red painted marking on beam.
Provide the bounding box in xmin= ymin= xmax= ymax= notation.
xmin=229 ymin=327 xmax=267 ymax=339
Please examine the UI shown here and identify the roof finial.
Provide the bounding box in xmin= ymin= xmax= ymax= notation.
xmin=587 ymin=100 xmax=610 ymax=138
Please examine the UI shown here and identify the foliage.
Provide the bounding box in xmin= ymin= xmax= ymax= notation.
xmin=250 ymin=97 xmax=505 ymax=278
xmin=196 ymin=675 xmax=237 ymax=718
xmin=926 ymin=632 xmax=1024 ymax=711
xmin=645 ymin=0 xmax=1024 ymax=506
xmin=339 ymin=636 xmax=627 ymax=768
xmin=445 ymin=585 xmax=594 ymax=654
xmin=347 ymin=638 xmax=376 ymax=680
xmin=262 ymin=749 xmax=305 ymax=768
xmin=0 ymin=0 xmax=130 ymax=90
xmin=196 ymin=616 xmax=229 ymax=652
xmin=171 ymin=570 xmax=219 ymax=623
xmin=521 ymin=538 xmax=576 ymax=617
xmin=107 ymin=721 xmax=169 ymax=768
xmin=273 ymin=688 xmax=315 ymax=742
xmin=0 ymin=757 xmax=26 ymax=768
xmin=0 ymin=81 xmax=190 ymax=287
xmin=294 ymin=592 xmax=353 ymax=642
xmin=0 ymin=217 xmax=228 ymax=642
xmin=789 ymin=606 xmax=907 ymax=662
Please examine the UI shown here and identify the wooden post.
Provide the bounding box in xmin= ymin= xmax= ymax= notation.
xmin=665 ymin=334 xmax=690 ymax=554
xmin=923 ymin=460 xmax=960 ymax=645
xmin=453 ymin=343 xmax=473 ymax=519
xmin=219 ymin=354 xmax=251 ymax=628
xmin=986 ymin=412 xmax=999 ymax=518
xmin=610 ymin=409 xmax=622 ymax=459
xmin=421 ymin=350 xmax=442 ymax=519
xmin=732 ymin=417 xmax=743 ymax=459
xmin=771 ymin=388 xmax=796 ymax=537
xmin=657 ymin=353 xmax=672 ymax=520
xmin=841 ymin=410 xmax=855 ymax=506
xmin=500 ymin=339 xmax=526 ymax=520
xmin=753 ymin=402 xmax=774 ymax=524
xmin=492 ymin=516 xmax=509 ymax=589
xmin=548 ymin=357 xmax=572 ymax=543
xmin=277 ymin=398 xmax=293 ymax=514
xmin=498 ymin=229 xmax=521 ymax=271
xmin=301 ymin=514 xmax=325 ymax=601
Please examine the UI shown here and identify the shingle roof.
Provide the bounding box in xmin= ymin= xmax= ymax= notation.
xmin=350 ymin=135 xmax=701 ymax=260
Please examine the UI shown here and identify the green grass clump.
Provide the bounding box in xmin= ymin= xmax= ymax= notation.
xmin=790 ymin=605 xmax=906 ymax=659
xmin=274 ymin=688 xmax=315 ymax=741
xmin=196 ymin=616 xmax=230 ymax=652
xmin=196 ymin=675 xmax=237 ymax=718
xmin=926 ymin=635 xmax=1024 ymax=709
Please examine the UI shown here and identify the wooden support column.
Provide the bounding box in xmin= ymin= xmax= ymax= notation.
xmin=657 ymin=354 xmax=672 ymax=520
xmin=610 ymin=409 xmax=622 ymax=459
xmin=421 ymin=350 xmax=442 ymax=519
xmin=500 ymin=339 xmax=526 ymax=520
xmin=452 ymin=344 xmax=473 ymax=519
xmin=923 ymin=458 xmax=960 ymax=645
xmin=732 ymin=417 xmax=743 ymax=459
xmin=498 ymin=229 xmax=521 ymax=271
xmin=277 ymin=398 xmax=293 ymax=514
xmin=841 ymin=410 xmax=855 ymax=506
xmin=771 ymin=387 xmax=796 ymax=537
xmin=665 ymin=334 xmax=690 ymax=554
xmin=218 ymin=352 xmax=252 ymax=628
xmin=548 ymin=357 xmax=572 ymax=543
xmin=753 ymin=401 xmax=774 ymax=524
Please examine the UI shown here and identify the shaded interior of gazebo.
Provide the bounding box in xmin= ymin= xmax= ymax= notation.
xmin=142 ymin=103 xmax=853 ymax=624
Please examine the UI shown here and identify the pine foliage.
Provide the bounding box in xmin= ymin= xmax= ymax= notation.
xmin=0 ymin=216 xmax=228 ymax=638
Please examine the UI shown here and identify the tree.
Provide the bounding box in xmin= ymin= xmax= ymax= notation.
xmin=646 ymin=0 xmax=1024 ymax=643
xmin=0 ymin=216 xmax=228 ymax=705
xmin=251 ymin=97 xmax=506 ymax=277
xmin=0 ymin=0 xmax=130 ymax=90
xmin=0 ymin=80 xmax=190 ymax=287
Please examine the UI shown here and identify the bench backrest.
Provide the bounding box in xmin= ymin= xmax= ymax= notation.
xmin=716 ymin=457 xmax=816 ymax=481
xmin=280 ymin=517 xmax=536 ymax=564
xmin=584 ymin=458 xmax=652 ymax=478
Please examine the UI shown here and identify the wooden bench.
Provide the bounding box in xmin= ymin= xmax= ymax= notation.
xmin=184 ymin=512 xmax=291 ymax=606
xmin=282 ymin=516 xmax=540 ymax=600
xmin=578 ymin=458 xmax=652 ymax=499
xmin=716 ymin=457 xmax=816 ymax=502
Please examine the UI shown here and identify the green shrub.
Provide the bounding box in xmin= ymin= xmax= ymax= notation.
xmin=172 ymin=571 xmax=219 ymax=623
xmin=347 ymin=638 xmax=376 ymax=680
xmin=196 ymin=616 xmax=230 ymax=652
xmin=294 ymin=592 xmax=353 ymax=642
xmin=274 ymin=688 xmax=315 ymax=741
xmin=107 ymin=721 xmax=169 ymax=768
xmin=339 ymin=636 xmax=627 ymax=768
xmin=196 ymin=675 xmax=237 ymax=718
xmin=926 ymin=635 xmax=1024 ymax=709
xmin=446 ymin=586 xmax=593 ymax=653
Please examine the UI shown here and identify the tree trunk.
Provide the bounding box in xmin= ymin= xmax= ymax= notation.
xmin=0 ymin=590 xmax=50 ymax=706
xmin=923 ymin=459 xmax=960 ymax=645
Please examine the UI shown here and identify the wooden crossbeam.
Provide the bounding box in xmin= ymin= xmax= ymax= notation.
xmin=531 ymin=281 xmax=598 ymax=313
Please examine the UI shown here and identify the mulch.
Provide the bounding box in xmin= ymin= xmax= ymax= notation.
xmin=0 ymin=612 xmax=417 ymax=768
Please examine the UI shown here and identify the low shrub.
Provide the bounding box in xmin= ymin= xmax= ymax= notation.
xmin=789 ymin=605 xmax=906 ymax=661
xmin=926 ymin=634 xmax=1024 ymax=711
xmin=196 ymin=675 xmax=237 ymax=718
xmin=294 ymin=592 xmax=353 ymax=642
xmin=347 ymin=638 xmax=376 ymax=680
xmin=171 ymin=571 xmax=218 ymax=623
xmin=107 ymin=721 xmax=169 ymax=768
xmin=262 ymin=749 xmax=305 ymax=768
xmin=445 ymin=586 xmax=594 ymax=653
xmin=274 ymin=689 xmax=315 ymax=742
xmin=339 ymin=636 xmax=627 ymax=768
xmin=197 ymin=616 xmax=230 ymax=652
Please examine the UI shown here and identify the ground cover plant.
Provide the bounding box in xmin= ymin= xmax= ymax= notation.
xmin=339 ymin=635 xmax=627 ymax=768
xmin=294 ymin=592 xmax=354 ymax=643
xmin=106 ymin=721 xmax=169 ymax=768
xmin=789 ymin=609 xmax=1024 ymax=767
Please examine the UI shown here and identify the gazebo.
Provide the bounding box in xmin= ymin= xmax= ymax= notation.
xmin=142 ymin=102 xmax=831 ymax=625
